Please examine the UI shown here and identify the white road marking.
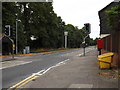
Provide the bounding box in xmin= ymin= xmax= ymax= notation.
xmin=32 ymin=69 xmax=45 ymax=76
xmin=33 ymin=59 xmax=70 ymax=76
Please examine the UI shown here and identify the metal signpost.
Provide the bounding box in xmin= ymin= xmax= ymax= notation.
xmin=83 ymin=34 xmax=89 ymax=56
xmin=64 ymin=31 xmax=68 ymax=48
xmin=16 ymin=19 xmax=18 ymax=54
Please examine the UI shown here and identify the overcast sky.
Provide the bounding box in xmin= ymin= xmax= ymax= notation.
xmin=53 ymin=0 xmax=114 ymax=39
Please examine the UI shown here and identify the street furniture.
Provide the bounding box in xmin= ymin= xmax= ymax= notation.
xmin=98 ymin=52 xmax=114 ymax=69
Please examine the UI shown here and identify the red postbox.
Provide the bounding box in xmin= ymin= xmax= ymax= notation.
xmin=97 ymin=39 xmax=104 ymax=55
xmin=97 ymin=40 xmax=104 ymax=49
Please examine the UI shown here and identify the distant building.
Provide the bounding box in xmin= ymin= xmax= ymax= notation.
xmin=98 ymin=0 xmax=120 ymax=67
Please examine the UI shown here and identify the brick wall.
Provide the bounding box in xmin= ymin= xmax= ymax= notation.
xmin=101 ymin=31 xmax=120 ymax=67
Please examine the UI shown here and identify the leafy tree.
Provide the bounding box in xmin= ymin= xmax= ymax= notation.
xmin=106 ymin=4 xmax=120 ymax=31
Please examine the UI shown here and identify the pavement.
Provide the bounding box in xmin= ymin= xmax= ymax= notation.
xmin=20 ymin=48 xmax=119 ymax=89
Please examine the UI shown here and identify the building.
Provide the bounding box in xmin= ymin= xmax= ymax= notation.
xmin=98 ymin=0 xmax=120 ymax=68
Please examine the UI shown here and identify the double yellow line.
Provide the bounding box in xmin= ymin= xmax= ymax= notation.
xmin=10 ymin=75 xmax=40 ymax=90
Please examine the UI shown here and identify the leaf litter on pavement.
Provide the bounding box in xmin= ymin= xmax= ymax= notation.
xmin=98 ymin=69 xmax=120 ymax=79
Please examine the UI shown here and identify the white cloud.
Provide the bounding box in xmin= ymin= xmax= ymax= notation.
xmin=53 ymin=0 xmax=114 ymax=39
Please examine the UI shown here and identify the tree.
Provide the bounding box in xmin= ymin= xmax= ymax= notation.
xmin=106 ymin=4 xmax=120 ymax=31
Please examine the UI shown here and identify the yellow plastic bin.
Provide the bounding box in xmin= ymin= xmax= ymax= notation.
xmin=98 ymin=52 xmax=114 ymax=69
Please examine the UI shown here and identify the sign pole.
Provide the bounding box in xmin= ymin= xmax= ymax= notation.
xmin=64 ymin=31 xmax=68 ymax=48
xmin=83 ymin=34 xmax=89 ymax=56
xmin=83 ymin=47 xmax=85 ymax=56
xmin=16 ymin=20 xmax=18 ymax=54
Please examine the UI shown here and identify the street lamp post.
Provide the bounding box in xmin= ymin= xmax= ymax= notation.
xmin=64 ymin=31 xmax=68 ymax=48
xmin=14 ymin=4 xmax=20 ymax=54
xmin=16 ymin=19 xmax=18 ymax=54
xmin=15 ymin=12 xmax=21 ymax=54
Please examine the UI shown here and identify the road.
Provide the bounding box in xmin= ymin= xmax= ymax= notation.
xmin=2 ymin=46 xmax=95 ymax=89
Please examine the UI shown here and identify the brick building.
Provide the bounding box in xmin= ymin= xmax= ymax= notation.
xmin=98 ymin=0 xmax=120 ymax=68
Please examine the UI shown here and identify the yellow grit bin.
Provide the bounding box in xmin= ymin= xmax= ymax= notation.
xmin=98 ymin=52 xmax=114 ymax=69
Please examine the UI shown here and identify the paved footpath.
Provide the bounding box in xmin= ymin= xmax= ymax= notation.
xmin=22 ymin=48 xmax=119 ymax=89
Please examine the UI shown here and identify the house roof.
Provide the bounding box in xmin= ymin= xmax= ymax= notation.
xmin=98 ymin=1 xmax=118 ymax=13
xmin=114 ymin=0 xmax=120 ymax=2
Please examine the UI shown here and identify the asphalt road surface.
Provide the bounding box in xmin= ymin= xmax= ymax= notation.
xmin=2 ymin=46 xmax=95 ymax=88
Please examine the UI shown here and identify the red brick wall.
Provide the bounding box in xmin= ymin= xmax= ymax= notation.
xmin=101 ymin=31 xmax=120 ymax=68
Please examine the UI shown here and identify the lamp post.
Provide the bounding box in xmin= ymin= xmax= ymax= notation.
xmin=15 ymin=13 xmax=21 ymax=54
xmin=15 ymin=13 xmax=18 ymax=54
xmin=15 ymin=3 xmax=20 ymax=54
xmin=64 ymin=31 xmax=68 ymax=48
